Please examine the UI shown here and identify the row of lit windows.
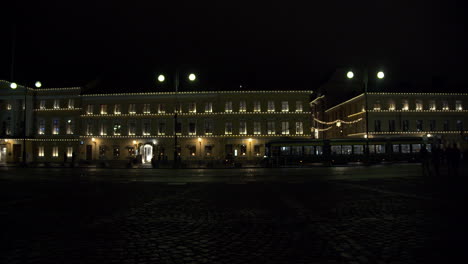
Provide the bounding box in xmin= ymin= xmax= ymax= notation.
xmin=373 ymin=99 xmax=463 ymax=111
xmin=372 ymin=119 xmax=464 ymax=132
xmin=86 ymin=101 xmax=304 ymax=115
xmin=84 ymin=121 xmax=305 ymax=136
xmin=39 ymin=99 xmax=75 ymax=109
xmin=37 ymin=146 xmax=73 ymax=158
xmin=37 ymin=119 xmax=74 ymax=135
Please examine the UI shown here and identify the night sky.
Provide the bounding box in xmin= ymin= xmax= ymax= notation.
xmin=1 ymin=1 xmax=467 ymax=91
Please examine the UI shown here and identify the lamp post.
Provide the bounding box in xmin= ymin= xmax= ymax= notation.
xmin=248 ymin=138 xmax=252 ymax=158
xmin=347 ymin=69 xmax=384 ymax=160
xmin=92 ymin=138 xmax=97 ymax=160
xmin=157 ymin=71 xmax=197 ymax=168
xmin=198 ymin=137 xmax=202 ymax=158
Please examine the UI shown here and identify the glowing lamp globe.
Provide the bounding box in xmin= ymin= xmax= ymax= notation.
xmin=346 ymin=71 xmax=354 ymax=79
xmin=35 ymin=81 xmax=42 ymax=88
xmin=377 ymin=71 xmax=385 ymax=79
xmin=157 ymin=74 xmax=165 ymax=82
xmin=188 ymin=73 xmax=196 ymax=81
xmin=10 ymin=82 xmax=17 ymax=89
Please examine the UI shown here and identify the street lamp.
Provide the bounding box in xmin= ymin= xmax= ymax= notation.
xmin=377 ymin=71 xmax=385 ymax=79
xmin=10 ymin=82 xmax=17 ymax=89
xmin=35 ymin=81 xmax=42 ymax=88
xmin=92 ymin=138 xmax=97 ymax=160
xmin=346 ymin=71 xmax=354 ymax=79
xmin=157 ymin=74 xmax=165 ymax=82
xmin=198 ymin=137 xmax=202 ymax=157
xmin=248 ymin=138 xmax=252 ymax=158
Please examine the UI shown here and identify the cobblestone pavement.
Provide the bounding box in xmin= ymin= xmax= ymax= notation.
xmin=0 ymin=165 xmax=467 ymax=263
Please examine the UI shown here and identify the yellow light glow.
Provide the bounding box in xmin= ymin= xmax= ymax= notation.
xmin=91 ymin=138 xmax=96 ymax=142
xmin=346 ymin=71 xmax=354 ymax=79
xmin=10 ymin=82 xmax=17 ymax=89
xmin=248 ymin=138 xmax=252 ymax=142
xmin=35 ymin=81 xmax=42 ymax=88
xmin=133 ymin=140 xmax=137 ymax=144
xmin=158 ymin=74 xmax=165 ymax=82
xmin=198 ymin=137 xmax=202 ymax=142
xmin=188 ymin=73 xmax=196 ymax=81
xmin=377 ymin=71 xmax=385 ymax=79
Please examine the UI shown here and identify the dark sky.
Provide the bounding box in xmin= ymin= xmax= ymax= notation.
xmin=1 ymin=0 xmax=467 ymax=91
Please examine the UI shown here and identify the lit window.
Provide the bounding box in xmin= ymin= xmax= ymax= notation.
xmin=281 ymin=101 xmax=289 ymax=112
xmin=38 ymin=120 xmax=45 ymax=135
xmin=87 ymin=104 xmax=94 ymax=115
xmin=53 ymin=100 xmax=60 ymax=109
xmin=38 ymin=146 xmax=45 ymax=157
xmin=158 ymin=122 xmax=166 ymax=135
xmin=143 ymin=121 xmax=151 ymax=135
xmin=39 ymin=100 xmax=46 ymax=109
xmin=100 ymin=122 xmax=107 ymax=136
xmin=175 ymin=103 xmax=182 ymax=113
xmin=68 ymin=99 xmax=74 ymax=109
xmin=66 ymin=120 xmax=73 ymax=135
xmin=253 ymin=101 xmax=261 ymax=112
xmin=225 ymin=122 xmax=233 ymax=135
xmin=100 ymin=104 xmax=108 ymax=115
xmin=373 ymin=100 xmax=381 ymax=110
xmin=267 ymin=101 xmax=275 ymax=112
xmin=281 ymin=121 xmax=289 ymax=135
xmin=239 ymin=121 xmax=247 ymax=135
xmin=429 ymin=100 xmax=436 ymax=110
xmin=253 ymin=122 xmax=261 ymax=135
xmin=7 ymin=102 xmax=12 ymax=110
xmin=86 ymin=121 xmax=94 ymax=135
xmin=239 ymin=101 xmax=246 ymax=112
xmin=205 ymin=102 xmax=212 ymax=113
xmin=295 ymin=101 xmax=303 ymax=112
xmin=388 ymin=100 xmax=395 ymax=111
xmin=143 ymin=104 xmax=151 ymax=114
xmin=52 ymin=146 xmax=59 ymax=157
xmin=158 ymin=104 xmax=165 ymax=114
xmin=114 ymin=104 xmax=121 ymax=114
xmin=128 ymin=121 xmax=136 ymax=135
xmin=225 ymin=101 xmax=232 ymax=112
xmin=128 ymin=104 xmax=136 ymax=114
xmin=204 ymin=120 xmax=213 ymax=135
xmin=295 ymin=122 xmax=303 ymax=135
xmin=401 ymin=100 xmax=409 ymax=111
xmin=456 ymin=100 xmax=463 ymax=110
xmin=267 ymin=121 xmax=275 ymax=134
xmin=415 ymin=100 xmax=423 ymax=111
xmin=188 ymin=122 xmax=196 ymax=135
xmin=188 ymin=102 xmax=196 ymax=113
xmin=113 ymin=122 xmax=122 ymax=135
xmin=67 ymin=147 xmax=73 ymax=157
xmin=52 ymin=119 xmax=60 ymax=135
xmin=442 ymin=100 xmax=449 ymax=110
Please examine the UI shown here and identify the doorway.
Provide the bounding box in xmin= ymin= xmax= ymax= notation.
xmin=86 ymin=145 xmax=93 ymax=161
xmin=140 ymin=144 xmax=153 ymax=163
xmin=13 ymin=144 xmax=21 ymax=163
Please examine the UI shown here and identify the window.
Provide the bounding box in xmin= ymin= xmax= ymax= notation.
xmin=456 ymin=100 xmax=463 ymax=110
xmin=388 ymin=120 xmax=395 ymax=132
xmin=114 ymin=104 xmax=121 ymax=114
xmin=281 ymin=121 xmax=289 ymax=135
xmin=113 ymin=146 xmax=120 ymax=159
xmin=253 ymin=122 xmax=261 ymax=135
xmin=429 ymin=100 xmax=436 ymax=110
xmin=175 ymin=103 xmax=182 ymax=113
xmin=443 ymin=120 xmax=449 ymax=130
xmin=429 ymin=120 xmax=436 ymax=131
xmin=267 ymin=121 xmax=275 ymax=134
xmin=38 ymin=146 xmax=45 ymax=157
xmin=143 ymin=104 xmax=151 ymax=114
xmin=342 ymin=145 xmax=352 ymax=155
xmin=53 ymin=99 xmax=60 ymax=109
xmin=142 ymin=121 xmax=151 ymax=135
xmin=253 ymin=101 xmax=261 ymax=112
xmin=296 ymin=101 xmax=303 ymax=112
xmin=128 ymin=121 xmax=136 ymax=135
xmin=239 ymin=101 xmax=247 ymax=112
xmin=402 ymin=120 xmax=409 ymax=131
xmin=128 ymin=104 xmax=136 ymax=114
xmin=100 ymin=122 xmax=107 ymax=135
xmin=388 ymin=100 xmax=395 ymax=111
xmin=240 ymin=145 xmax=247 ymax=156
xmin=411 ymin=144 xmax=421 ymax=153
xmin=158 ymin=122 xmax=166 ymax=135
xmin=457 ymin=120 xmax=464 ymax=131
xmin=239 ymin=121 xmax=247 ymax=135
xmin=205 ymin=145 xmax=213 ymax=156
xmin=39 ymin=100 xmax=46 ymax=109
xmin=225 ymin=101 xmax=232 ymax=112
xmin=175 ymin=122 xmax=182 ymax=135
xmin=442 ymin=100 xmax=449 ymax=110
xmin=87 ymin=104 xmax=94 ymax=115
xmin=188 ymin=102 xmax=196 ymax=113
xmin=225 ymin=122 xmax=232 ymax=135
xmin=204 ymin=102 xmax=212 ymax=113
xmin=100 ymin=104 xmax=108 ymax=114
xmin=38 ymin=120 xmax=45 ymax=135
xmin=52 ymin=119 xmax=60 ymax=135
xmin=295 ymin=122 xmax=303 ymax=134
xmin=188 ymin=122 xmax=196 ymax=135
xmin=416 ymin=120 xmax=423 ymax=131
xmin=267 ymin=101 xmax=275 ymax=112
xmin=254 ymin=145 xmax=261 ymax=156
xmin=204 ymin=120 xmax=213 ymax=135
xmin=353 ymin=145 xmax=364 ymax=155
xmin=66 ymin=120 xmax=73 ymax=134
xmin=113 ymin=122 xmax=122 ymax=135
xmin=281 ymin=101 xmax=289 ymax=112
xmin=158 ymin=104 xmax=166 ymax=113
xmin=373 ymin=100 xmax=381 ymax=110
xmin=401 ymin=99 xmax=409 ymax=110
xmin=67 ymin=147 xmax=73 ymax=157
xmin=374 ymin=120 xmax=381 ymax=132
xmin=68 ymin=99 xmax=74 ymax=109
xmin=52 ymin=146 xmax=59 ymax=157
xmin=415 ymin=100 xmax=423 ymax=111
xmin=86 ymin=121 xmax=93 ymax=135
xmin=189 ymin=145 xmax=196 ymax=156
xmin=6 ymin=101 xmax=12 ymax=110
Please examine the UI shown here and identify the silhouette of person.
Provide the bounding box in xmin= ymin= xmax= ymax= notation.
xmin=431 ymin=145 xmax=441 ymax=177
xmin=420 ymin=145 xmax=430 ymax=177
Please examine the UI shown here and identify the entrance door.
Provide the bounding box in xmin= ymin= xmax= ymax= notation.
xmin=13 ymin=144 xmax=21 ymax=163
xmin=0 ymin=145 xmax=6 ymax=163
xmin=86 ymin=145 xmax=93 ymax=160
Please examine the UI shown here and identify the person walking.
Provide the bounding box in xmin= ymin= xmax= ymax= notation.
xmin=420 ymin=145 xmax=431 ymax=177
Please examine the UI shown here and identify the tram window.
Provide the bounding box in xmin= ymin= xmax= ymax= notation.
xmin=331 ymin=145 xmax=341 ymax=155
xmin=369 ymin=145 xmax=376 ymax=153
xmin=280 ymin=146 xmax=290 ymax=155
xmin=392 ymin=144 xmax=400 ymax=153
xmin=353 ymin=145 xmax=364 ymax=154
xmin=342 ymin=145 xmax=352 ymax=155
xmin=292 ymin=146 xmax=302 ymax=155
xmin=426 ymin=144 xmax=432 ymax=152
xmin=412 ymin=144 xmax=421 ymax=153
xmin=315 ymin=146 xmax=323 ymax=155
xmin=401 ymin=144 xmax=410 ymax=154
xmin=304 ymin=146 xmax=314 ymax=155
xmin=375 ymin=145 xmax=385 ymax=154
